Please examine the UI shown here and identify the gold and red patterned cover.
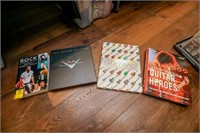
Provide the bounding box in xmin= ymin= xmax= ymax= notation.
xmin=143 ymin=48 xmax=192 ymax=105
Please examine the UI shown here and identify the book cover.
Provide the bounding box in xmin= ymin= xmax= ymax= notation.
xmin=49 ymin=45 xmax=97 ymax=90
xmin=14 ymin=53 xmax=49 ymax=99
xmin=174 ymin=31 xmax=200 ymax=71
xmin=143 ymin=48 xmax=192 ymax=105
xmin=97 ymin=42 xmax=142 ymax=93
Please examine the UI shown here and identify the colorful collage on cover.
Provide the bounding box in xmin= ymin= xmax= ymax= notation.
xmin=97 ymin=42 xmax=142 ymax=93
xmin=14 ymin=53 xmax=49 ymax=99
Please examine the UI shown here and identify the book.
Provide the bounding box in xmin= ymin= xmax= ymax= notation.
xmin=174 ymin=31 xmax=200 ymax=72
xmin=49 ymin=45 xmax=97 ymax=90
xmin=14 ymin=45 xmax=97 ymax=99
xmin=143 ymin=48 xmax=192 ymax=105
xmin=97 ymin=42 xmax=142 ymax=93
xmin=14 ymin=53 xmax=49 ymax=99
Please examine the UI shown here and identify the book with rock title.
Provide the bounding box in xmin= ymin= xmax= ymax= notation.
xmin=14 ymin=45 xmax=97 ymax=99
xmin=14 ymin=52 xmax=49 ymax=99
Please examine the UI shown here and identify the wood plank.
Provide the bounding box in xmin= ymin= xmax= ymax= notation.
xmin=19 ymin=86 xmax=141 ymax=132
xmin=94 ymin=1 xmax=169 ymax=35
xmin=92 ymin=1 xmax=198 ymax=46
xmin=1 ymin=93 xmax=53 ymax=131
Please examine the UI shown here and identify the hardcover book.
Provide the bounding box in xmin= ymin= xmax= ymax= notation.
xmin=143 ymin=48 xmax=192 ymax=105
xmin=174 ymin=31 xmax=200 ymax=71
xmin=97 ymin=42 xmax=142 ymax=93
xmin=14 ymin=53 xmax=49 ymax=99
xmin=49 ymin=45 xmax=97 ymax=90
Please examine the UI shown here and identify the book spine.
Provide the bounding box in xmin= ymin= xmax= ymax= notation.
xmin=97 ymin=42 xmax=105 ymax=87
xmin=47 ymin=53 xmax=50 ymax=91
xmin=143 ymin=48 xmax=149 ymax=93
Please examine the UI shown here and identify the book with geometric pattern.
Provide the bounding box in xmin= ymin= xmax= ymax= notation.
xmin=97 ymin=42 xmax=142 ymax=93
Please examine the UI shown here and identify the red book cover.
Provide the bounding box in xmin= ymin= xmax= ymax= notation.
xmin=143 ymin=48 xmax=192 ymax=105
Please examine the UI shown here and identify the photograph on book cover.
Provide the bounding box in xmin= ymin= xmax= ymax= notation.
xmin=14 ymin=53 xmax=49 ymax=99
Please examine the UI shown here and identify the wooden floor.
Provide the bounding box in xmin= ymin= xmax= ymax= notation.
xmin=1 ymin=1 xmax=199 ymax=132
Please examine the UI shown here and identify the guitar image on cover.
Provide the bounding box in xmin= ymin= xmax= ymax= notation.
xmin=143 ymin=48 xmax=192 ymax=105
xmin=97 ymin=42 xmax=142 ymax=93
